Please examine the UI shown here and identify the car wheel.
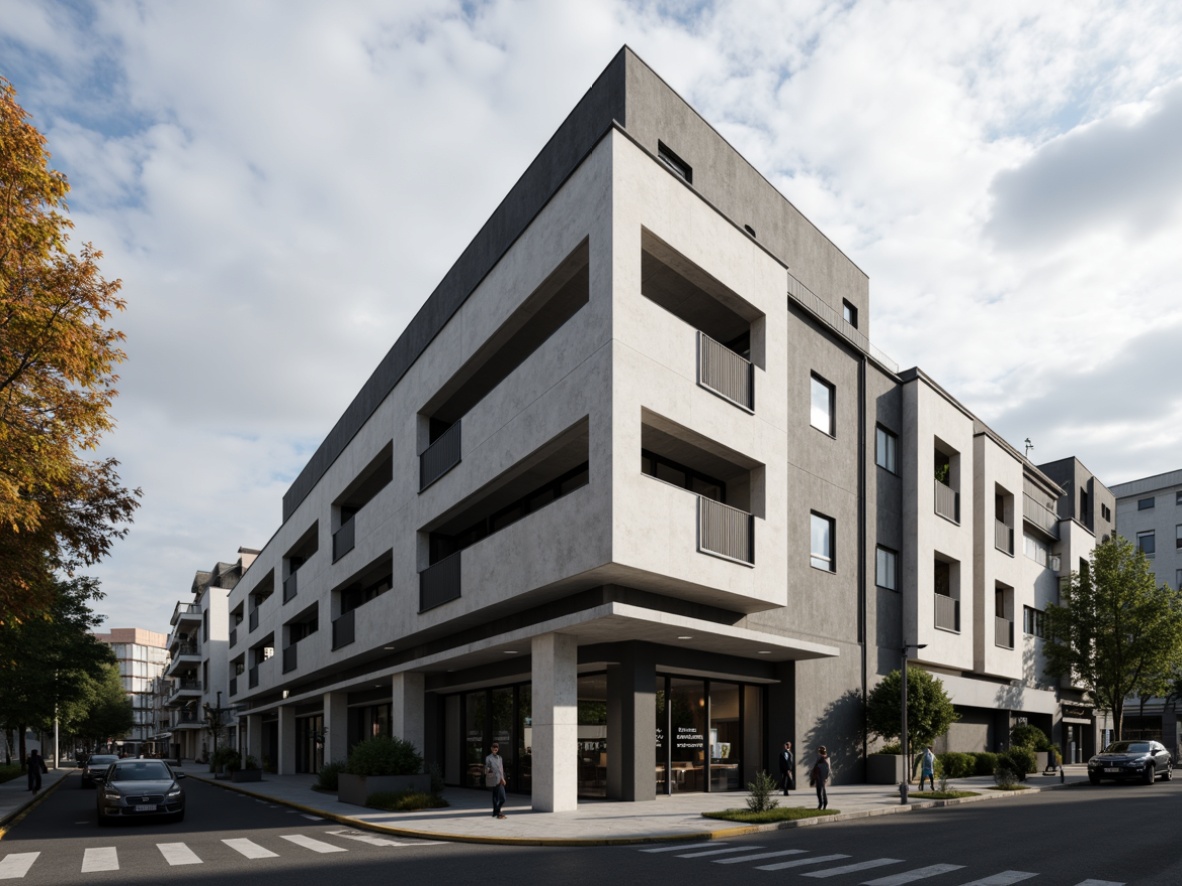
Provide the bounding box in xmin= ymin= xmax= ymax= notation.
xmin=1165 ymin=764 xmax=1174 ymax=782
xmin=1144 ymin=763 xmax=1155 ymax=785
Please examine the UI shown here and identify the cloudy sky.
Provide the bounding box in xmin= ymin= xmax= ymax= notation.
xmin=3 ymin=0 xmax=1181 ymax=632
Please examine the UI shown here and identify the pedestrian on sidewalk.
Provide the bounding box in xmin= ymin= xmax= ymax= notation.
xmin=919 ymin=746 xmax=936 ymax=791
xmin=810 ymin=746 xmax=830 ymax=810
xmin=484 ymin=741 xmax=507 ymax=819
xmin=26 ymin=749 xmax=47 ymax=793
xmin=778 ymin=740 xmax=795 ymax=796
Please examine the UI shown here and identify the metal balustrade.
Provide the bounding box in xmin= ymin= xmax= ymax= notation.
xmin=1023 ymin=492 xmax=1060 ymax=538
xmin=333 ymin=516 xmax=356 ymax=562
xmin=420 ymin=551 xmax=462 ymax=612
xmin=248 ymin=665 xmax=259 ymax=689
xmin=697 ymin=331 xmax=754 ymax=411
xmin=229 ymin=627 xmax=237 ymax=648
xmin=283 ymin=572 xmax=298 ymax=603
xmin=995 ymin=616 xmax=1014 ymax=649
xmin=229 ymin=676 xmax=238 ymax=696
xmin=934 ymin=594 xmax=960 ymax=632
xmin=332 ymin=607 xmax=356 ymax=650
xmin=995 ymin=520 xmax=1014 ymax=554
xmin=249 ymin=607 xmax=259 ymax=632
xmin=934 ymin=480 xmax=960 ymax=523
xmin=282 ymin=644 xmax=297 ymax=674
xmin=420 ymin=420 xmax=462 ymax=491
xmin=698 ymin=496 xmax=755 ymax=565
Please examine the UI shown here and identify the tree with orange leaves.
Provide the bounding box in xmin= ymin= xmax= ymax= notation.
xmin=0 ymin=76 xmax=139 ymax=623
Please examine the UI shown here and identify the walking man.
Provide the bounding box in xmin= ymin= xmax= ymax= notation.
xmin=484 ymin=741 xmax=507 ymax=819
xmin=778 ymin=741 xmax=795 ymax=796
xmin=26 ymin=749 xmax=47 ymax=794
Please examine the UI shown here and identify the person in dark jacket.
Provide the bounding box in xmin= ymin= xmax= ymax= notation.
xmin=26 ymin=749 xmax=47 ymax=793
xmin=810 ymin=746 xmax=831 ymax=810
xmin=777 ymin=741 xmax=795 ymax=796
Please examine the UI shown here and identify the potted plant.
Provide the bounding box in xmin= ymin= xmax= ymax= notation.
xmin=337 ymin=736 xmax=429 ymax=806
xmin=231 ymin=754 xmax=263 ymax=783
xmin=210 ymin=747 xmax=240 ymax=778
xmin=867 ymin=742 xmax=906 ymax=785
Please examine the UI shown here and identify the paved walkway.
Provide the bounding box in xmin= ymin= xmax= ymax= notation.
xmin=0 ymin=764 xmax=1093 ymax=845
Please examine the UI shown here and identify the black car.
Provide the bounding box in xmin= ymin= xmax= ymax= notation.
xmin=95 ymin=759 xmax=186 ymax=825
xmin=1088 ymin=740 xmax=1173 ymax=784
xmin=80 ymin=754 xmax=120 ymax=788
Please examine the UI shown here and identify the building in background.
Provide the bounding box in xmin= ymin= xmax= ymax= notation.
xmin=92 ymin=627 xmax=169 ymax=749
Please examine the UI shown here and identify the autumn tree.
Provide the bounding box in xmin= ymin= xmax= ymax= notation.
xmin=0 ymin=77 xmax=139 ymax=623
xmin=1044 ymin=535 xmax=1182 ymax=740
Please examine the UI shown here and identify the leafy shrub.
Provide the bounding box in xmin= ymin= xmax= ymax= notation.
xmin=316 ymin=760 xmax=346 ymax=791
xmin=1010 ymin=724 xmax=1050 ymax=751
xmin=993 ymin=756 xmax=1018 ymax=787
xmin=878 ymin=743 xmax=902 ymax=755
xmin=211 ymin=747 xmax=241 ymax=771
xmin=1046 ymin=744 xmax=1062 ymax=766
xmin=1004 ymin=747 xmax=1036 ymax=780
xmin=935 ymin=752 xmax=976 ymax=779
xmin=0 ymin=764 xmax=22 ymax=784
xmin=745 ymin=770 xmax=780 ymax=813
xmin=971 ymin=752 xmax=999 ymax=776
xmin=366 ymin=790 xmax=449 ymax=811
xmin=244 ymin=755 xmax=260 ymax=770
xmin=345 ymin=736 xmax=423 ymax=777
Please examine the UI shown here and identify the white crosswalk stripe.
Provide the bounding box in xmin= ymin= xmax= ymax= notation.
xmin=223 ymin=838 xmax=280 ymax=859
xmin=757 ymin=853 xmax=851 ymax=871
xmin=640 ymin=841 xmax=718 ymax=853
xmin=955 ymin=873 xmax=1038 ymax=885
xmin=714 ymin=849 xmax=808 ymax=864
xmin=677 ymin=846 xmax=757 ymax=858
xmin=0 ymin=853 xmax=39 ymax=880
xmin=80 ymin=847 xmax=118 ymax=873
xmin=1072 ymin=881 xmax=1125 ymax=886
xmin=325 ymin=828 xmax=440 ymax=847
xmin=863 ymin=863 xmax=966 ymax=884
xmin=280 ymin=834 xmax=348 ymax=853
xmin=803 ymin=858 xmax=903 ymax=878
xmin=158 ymin=842 xmax=202 ymax=866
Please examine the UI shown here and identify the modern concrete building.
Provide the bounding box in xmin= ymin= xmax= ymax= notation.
xmin=93 ymin=627 xmax=169 ymax=748
xmin=218 ymin=47 xmax=1109 ymax=808
xmin=164 ymin=549 xmax=257 ymax=761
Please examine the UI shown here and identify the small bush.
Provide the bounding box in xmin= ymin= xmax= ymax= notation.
xmin=1010 ymin=724 xmax=1050 ymax=751
xmin=1046 ymin=744 xmax=1062 ymax=766
xmin=745 ymin=770 xmax=780 ymax=813
xmin=212 ymin=747 xmax=241 ymax=772
xmin=316 ymin=760 xmax=346 ymax=792
xmin=993 ymin=757 xmax=1018 ymax=788
xmin=345 ymin=736 xmax=423 ymax=777
xmin=0 ymin=764 xmax=22 ymax=784
xmin=878 ymin=742 xmax=902 ymax=755
xmin=1005 ymin=747 xmax=1036 ymax=780
xmin=366 ymin=790 xmax=449 ymax=811
xmin=244 ymin=755 xmax=260 ymax=770
xmin=971 ymin=752 xmax=999 ymax=776
xmin=704 ymin=807 xmax=837 ymax=823
xmin=936 ymin=752 xmax=976 ymax=779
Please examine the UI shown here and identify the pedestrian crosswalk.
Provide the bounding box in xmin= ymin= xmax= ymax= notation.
xmin=0 ymin=829 xmax=436 ymax=879
xmin=637 ymin=842 xmax=1123 ymax=885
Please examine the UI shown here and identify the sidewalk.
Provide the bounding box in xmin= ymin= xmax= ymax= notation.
xmin=179 ymin=764 xmax=1093 ymax=846
xmin=0 ymin=767 xmax=72 ymax=836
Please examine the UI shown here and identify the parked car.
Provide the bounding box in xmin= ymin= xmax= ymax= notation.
xmin=95 ymin=759 xmax=186 ymax=825
xmin=80 ymin=754 xmax=120 ymax=789
xmin=1087 ymin=740 xmax=1173 ymax=785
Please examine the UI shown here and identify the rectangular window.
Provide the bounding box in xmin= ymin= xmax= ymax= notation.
xmin=1138 ymin=530 xmax=1156 ymax=557
xmin=1139 ymin=496 xmax=1155 ymax=510
xmin=1101 ymin=503 xmax=1111 ymax=521
xmin=1177 ymin=491 xmax=1182 ymax=506
xmin=810 ymin=374 xmax=835 ymax=436
xmin=1023 ymin=605 xmax=1046 ymax=639
xmin=876 ymin=546 xmax=898 ymax=590
xmin=1176 ymin=568 xmax=1182 ymax=590
xmin=875 ymin=426 xmax=897 ymax=473
xmin=810 ymin=512 xmax=835 ymax=572
xmin=842 ymin=299 xmax=858 ymax=328
xmin=657 ymin=142 xmax=692 ymax=184
xmin=1023 ymin=532 xmax=1049 ymax=568
xmin=1177 ymin=525 xmax=1182 ymax=550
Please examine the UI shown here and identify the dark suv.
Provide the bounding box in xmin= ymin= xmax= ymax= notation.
xmin=1088 ymin=740 xmax=1173 ymax=785
xmin=81 ymin=754 xmax=120 ymax=788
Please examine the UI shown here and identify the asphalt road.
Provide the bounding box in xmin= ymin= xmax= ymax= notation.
xmin=2 ymin=772 xmax=1179 ymax=885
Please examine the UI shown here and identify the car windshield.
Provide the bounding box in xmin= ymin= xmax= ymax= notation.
xmin=88 ymin=756 xmax=119 ymax=766
xmin=1105 ymin=741 xmax=1151 ymax=754
xmin=110 ymin=762 xmax=172 ymax=780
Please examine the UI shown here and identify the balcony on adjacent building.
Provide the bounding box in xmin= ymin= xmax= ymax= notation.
xmin=420 ymin=420 xmax=462 ymax=491
xmin=282 ymin=644 xmax=297 ymax=674
xmin=994 ymin=520 xmax=1014 ymax=555
xmin=697 ymin=496 xmax=755 ymax=565
xmin=229 ymin=627 xmax=237 ymax=649
xmin=697 ymin=331 xmax=754 ymax=412
xmin=934 ymin=479 xmax=960 ymax=523
xmin=934 ymin=593 xmax=960 ymax=632
xmin=229 ymin=676 xmax=238 ymax=697
xmin=248 ymin=665 xmax=259 ymax=690
xmin=995 ymin=615 xmax=1014 ymax=649
xmin=420 ymin=551 xmax=461 ymax=612
xmin=332 ymin=607 xmax=356 ymax=650
xmin=333 ymin=513 xmax=356 ymax=562
xmin=249 ymin=606 xmax=259 ymax=633
xmin=283 ymin=571 xmax=298 ymax=604
xmin=1023 ymin=492 xmax=1060 ymax=538
xmin=170 ymin=601 xmax=200 ymax=626
xmin=166 ymin=678 xmax=202 ymax=706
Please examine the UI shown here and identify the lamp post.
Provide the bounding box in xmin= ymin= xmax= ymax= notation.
xmin=900 ymin=643 xmax=927 ymax=804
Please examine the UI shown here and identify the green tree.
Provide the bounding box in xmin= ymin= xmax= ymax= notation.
xmin=866 ymin=668 xmax=958 ymax=773
xmin=0 ymin=77 xmax=139 ymax=624
xmin=1044 ymin=535 xmax=1182 ymax=740
xmin=69 ymin=662 xmax=134 ymax=750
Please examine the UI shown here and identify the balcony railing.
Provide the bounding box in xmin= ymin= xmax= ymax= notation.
xmin=248 ymin=665 xmax=259 ymax=689
xmin=420 ymin=551 xmax=462 ymax=612
xmin=282 ymin=644 xmax=297 ymax=674
xmin=934 ymin=480 xmax=959 ymax=523
xmin=697 ymin=496 xmax=755 ymax=565
xmin=170 ymin=601 xmax=200 ymax=626
xmin=249 ymin=607 xmax=259 ymax=632
xmin=171 ymin=643 xmax=200 ymax=658
xmin=333 ymin=516 xmax=356 ymax=562
xmin=420 ymin=420 xmax=462 ymax=491
xmin=995 ymin=616 xmax=1014 ymax=649
xmin=229 ymin=627 xmax=237 ymax=648
xmin=697 ymin=331 xmax=754 ymax=412
xmin=332 ymin=607 xmax=356 ymax=650
xmin=174 ymin=710 xmax=198 ymax=724
xmin=994 ymin=521 xmax=1014 ymax=555
xmin=229 ymin=676 xmax=238 ymax=696
xmin=283 ymin=572 xmax=298 ymax=604
xmin=1023 ymin=492 xmax=1060 ymax=538
xmin=934 ymin=594 xmax=960 ymax=631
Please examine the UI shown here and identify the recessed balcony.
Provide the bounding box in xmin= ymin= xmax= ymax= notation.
xmin=166 ymin=678 xmax=202 ymax=706
xmin=170 ymin=602 xmax=200 ymax=626
xmin=697 ymin=331 xmax=754 ymax=412
xmin=934 ymin=593 xmax=960 ymax=632
xmin=995 ymin=615 xmax=1014 ymax=649
xmin=420 ymin=420 xmax=462 ymax=491
xmin=697 ymin=496 xmax=754 ymax=565
xmin=934 ymin=479 xmax=959 ymax=523
xmin=994 ymin=520 xmax=1014 ymax=555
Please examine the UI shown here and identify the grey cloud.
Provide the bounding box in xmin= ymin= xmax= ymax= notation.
xmin=986 ymin=80 xmax=1182 ymax=250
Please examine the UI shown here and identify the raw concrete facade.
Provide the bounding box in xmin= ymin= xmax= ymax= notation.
xmin=205 ymin=48 xmax=1112 ymax=806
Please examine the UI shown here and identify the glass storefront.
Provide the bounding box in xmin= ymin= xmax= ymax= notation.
xmin=577 ymin=674 xmax=608 ymax=797
xmin=295 ymin=714 xmax=324 ymax=774
xmin=460 ymin=683 xmax=531 ymax=792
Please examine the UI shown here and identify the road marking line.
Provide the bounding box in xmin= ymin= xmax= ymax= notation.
xmin=803 ymin=858 xmax=904 ymax=878
xmin=158 ymin=843 xmax=202 ymax=866
xmin=677 ymin=846 xmax=756 ymax=858
xmin=715 ymin=849 xmax=808 ymax=864
xmin=863 ymin=863 xmax=967 ymax=884
xmin=640 ymin=842 xmax=720 ymax=853
xmin=758 ymin=854 xmax=850 ymax=871
xmin=224 ymin=838 xmax=279 ymax=859
xmin=325 ymin=828 xmax=439 ymax=847
xmin=281 ymin=834 xmax=347 ymax=854
xmin=300 ymin=814 xmax=324 ymax=821
xmin=1072 ymin=882 xmax=1125 ymax=886
xmin=0 ymin=853 xmax=40 ymax=880
xmin=955 ymin=873 xmax=1038 ymax=885
xmin=81 ymin=847 xmax=119 ymax=873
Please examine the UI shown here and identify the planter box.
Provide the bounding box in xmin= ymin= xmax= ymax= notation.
xmin=866 ymin=754 xmax=907 ymax=785
xmin=231 ymin=768 xmax=263 ymax=783
xmin=338 ymin=773 xmax=431 ymax=806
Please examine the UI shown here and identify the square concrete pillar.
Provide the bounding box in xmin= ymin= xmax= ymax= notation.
xmin=324 ymin=692 xmax=349 ymax=766
xmin=245 ymin=714 xmax=263 ymax=763
xmin=277 ymin=706 xmax=297 ymax=775
xmin=531 ymin=632 xmax=578 ymax=811
xmin=391 ymin=672 xmax=426 ymax=755
xmin=607 ymin=644 xmax=656 ymax=801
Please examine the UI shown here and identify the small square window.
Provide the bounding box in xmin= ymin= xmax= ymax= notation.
xmin=842 ymin=299 xmax=858 ymax=328
xmin=810 ymin=512 xmax=835 ymax=572
xmin=1139 ymin=497 xmax=1155 ymax=510
xmin=810 ymin=374 xmax=835 ymax=436
xmin=876 ymin=426 xmax=897 ymax=473
xmin=876 ymin=546 xmax=898 ymax=590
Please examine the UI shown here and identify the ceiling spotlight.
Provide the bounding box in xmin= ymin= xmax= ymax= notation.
xmin=677 ymin=636 xmax=693 ymax=641
xmin=503 ymin=650 xmax=519 ymax=655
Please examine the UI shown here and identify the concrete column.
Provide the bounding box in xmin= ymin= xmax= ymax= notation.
xmin=531 ymin=632 xmax=578 ymax=811
xmin=391 ymin=672 xmax=426 ymax=755
xmin=607 ymin=644 xmax=656 ymax=801
xmin=245 ymin=715 xmax=263 ymax=764
xmin=324 ymin=692 xmax=349 ymax=766
xmin=277 ymin=706 xmax=297 ymax=775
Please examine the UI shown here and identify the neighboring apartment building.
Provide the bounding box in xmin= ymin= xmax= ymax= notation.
xmin=92 ymin=628 xmax=170 ymax=747
xmin=164 ymin=549 xmax=258 ymax=761
xmin=217 ymin=47 xmax=1109 ymax=809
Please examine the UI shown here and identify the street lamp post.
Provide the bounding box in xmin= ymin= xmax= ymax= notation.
xmin=900 ymin=643 xmax=927 ymax=805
